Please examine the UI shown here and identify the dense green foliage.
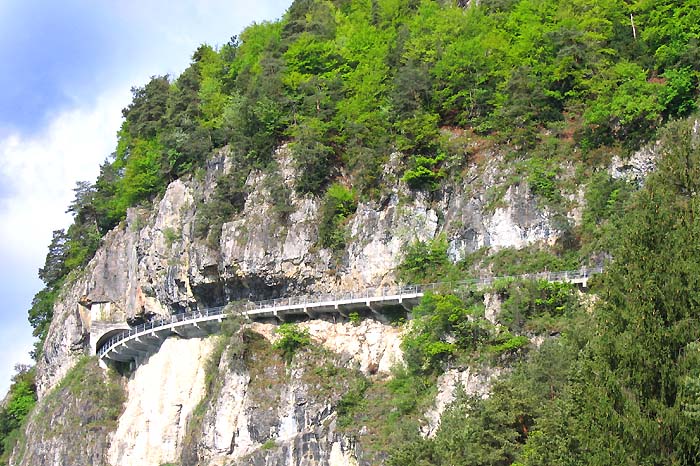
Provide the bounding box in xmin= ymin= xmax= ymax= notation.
xmin=273 ymin=323 xmax=311 ymax=362
xmin=530 ymin=118 xmax=700 ymax=465
xmin=399 ymin=238 xmax=584 ymax=286
xmin=493 ymin=279 xmax=578 ymax=333
xmin=579 ymin=170 xmax=634 ymax=255
xmin=340 ymin=278 xmax=582 ymax=463
xmin=0 ymin=366 xmax=36 ymax=465
xmin=402 ymin=154 xmax=445 ymax=191
xmin=525 ymin=157 xmax=561 ymax=204
xmin=388 ymin=335 xmax=582 ymax=466
xmin=403 ymin=291 xmax=534 ymax=374
xmin=403 ymin=292 xmax=486 ymax=374
xmin=477 ymin=246 xmax=579 ymax=276
xmin=318 ymin=183 xmax=358 ymax=250
xmin=28 ymin=234 xmax=67 ymax=357
xmin=398 ymin=235 xmax=455 ymax=283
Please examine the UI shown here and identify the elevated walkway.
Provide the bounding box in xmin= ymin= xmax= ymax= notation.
xmin=96 ymin=267 xmax=602 ymax=365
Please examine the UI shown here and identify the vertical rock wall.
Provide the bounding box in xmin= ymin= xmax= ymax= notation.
xmin=100 ymin=319 xmax=404 ymax=466
xmin=37 ymin=146 xmax=561 ymax=398
xmin=108 ymin=337 xmax=216 ymax=466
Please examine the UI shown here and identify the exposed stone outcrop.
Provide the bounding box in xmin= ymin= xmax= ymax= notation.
xmin=38 ymin=146 xmax=562 ymax=397
xmin=610 ymin=143 xmax=659 ymax=185
xmin=186 ymin=320 xmax=404 ymax=466
xmin=108 ymin=337 xmax=215 ymax=466
xmin=73 ymin=317 xmax=404 ymax=466
xmin=36 ymin=273 xmax=93 ymax=398
xmin=297 ymin=319 xmax=404 ymax=375
xmin=186 ymin=333 xmax=357 ymax=466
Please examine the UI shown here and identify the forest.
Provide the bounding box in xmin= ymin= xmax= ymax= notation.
xmin=4 ymin=0 xmax=700 ymax=463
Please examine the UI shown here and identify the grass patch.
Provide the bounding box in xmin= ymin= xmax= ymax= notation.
xmin=461 ymin=245 xmax=580 ymax=277
xmin=261 ymin=439 xmax=277 ymax=450
xmin=273 ymin=323 xmax=311 ymax=363
xmin=348 ymin=312 xmax=361 ymax=326
xmin=245 ymin=331 xmax=286 ymax=411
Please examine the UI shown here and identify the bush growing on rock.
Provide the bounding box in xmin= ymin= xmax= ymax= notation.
xmin=273 ymin=324 xmax=311 ymax=362
xmin=318 ymin=183 xmax=357 ymax=251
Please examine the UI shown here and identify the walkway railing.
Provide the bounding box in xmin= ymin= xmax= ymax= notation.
xmin=97 ymin=266 xmax=602 ymax=359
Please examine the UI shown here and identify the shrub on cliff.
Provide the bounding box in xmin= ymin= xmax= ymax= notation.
xmin=318 ymin=183 xmax=357 ymax=251
xmin=273 ymin=324 xmax=311 ymax=363
xmin=398 ymin=236 xmax=455 ymax=284
xmin=0 ymin=366 xmax=36 ymax=463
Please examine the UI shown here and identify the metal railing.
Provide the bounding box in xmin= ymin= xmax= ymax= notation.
xmin=97 ymin=266 xmax=602 ymax=358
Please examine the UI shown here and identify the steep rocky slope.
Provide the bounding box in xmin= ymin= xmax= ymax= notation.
xmin=13 ymin=111 xmax=668 ymax=466
xmin=13 ymin=130 xmax=660 ymax=466
xmin=35 ymin=145 xmax=560 ymax=397
xmin=10 ymin=140 xmax=572 ymax=465
xmin=11 ymin=0 xmax=699 ymax=459
xmin=12 ymin=358 xmax=124 ymax=466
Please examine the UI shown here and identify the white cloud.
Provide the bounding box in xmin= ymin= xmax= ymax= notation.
xmin=0 ymin=88 xmax=131 ymax=398
xmin=0 ymin=326 xmax=34 ymax=397
xmin=0 ymin=0 xmax=292 ymax=267
xmin=0 ymin=89 xmax=130 ymax=265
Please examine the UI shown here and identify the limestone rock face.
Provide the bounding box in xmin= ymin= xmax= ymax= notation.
xmin=179 ymin=326 xmax=372 ymax=466
xmin=28 ymin=140 xmax=615 ymax=464
xmin=37 ymin=146 xmax=565 ymax=398
xmin=297 ymin=319 xmax=404 ymax=375
xmin=108 ymin=337 xmax=215 ymax=466
xmin=64 ymin=317 xmax=402 ymax=466
xmin=36 ymin=271 xmax=94 ymax=398
xmin=442 ymin=156 xmax=559 ymax=263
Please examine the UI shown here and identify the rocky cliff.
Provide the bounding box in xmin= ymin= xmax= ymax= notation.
xmin=15 ymin=137 xmax=647 ymax=465
xmin=34 ymin=145 xmax=561 ymax=397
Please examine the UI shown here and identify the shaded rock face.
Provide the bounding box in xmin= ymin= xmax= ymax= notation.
xmin=38 ymin=146 xmax=561 ymax=397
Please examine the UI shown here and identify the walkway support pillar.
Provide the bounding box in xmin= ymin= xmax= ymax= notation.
xmin=335 ymin=303 xmax=349 ymax=318
xmin=303 ymin=306 xmax=317 ymax=319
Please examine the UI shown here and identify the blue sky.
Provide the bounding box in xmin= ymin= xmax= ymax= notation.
xmin=0 ymin=0 xmax=291 ymax=396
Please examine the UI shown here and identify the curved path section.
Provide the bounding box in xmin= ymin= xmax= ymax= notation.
xmin=97 ymin=267 xmax=602 ymax=364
